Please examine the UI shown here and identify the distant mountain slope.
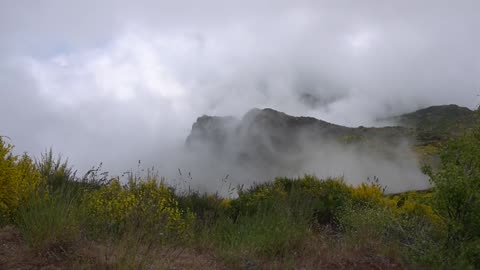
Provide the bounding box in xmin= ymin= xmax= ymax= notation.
xmin=186 ymin=104 xmax=477 ymax=169
xmin=186 ymin=108 xmax=412 ymax=149
xmin=186 ymin=108 xmax=415 ymax=169
xmin=392 ymin=104 xmax=478 ymax=144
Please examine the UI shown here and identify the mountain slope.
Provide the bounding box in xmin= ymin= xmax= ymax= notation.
xmin=186 ymin=105 xmax=477 ymax=171
xmin=393 ymin=104 xmax=478 ymax=144
xmin=183 ymin=105 xmax=479 ymax=192
xmin=187 ymin=104 xmax=478 ymax=150
xmin=186 ymin=108 xmax=415 ymax=169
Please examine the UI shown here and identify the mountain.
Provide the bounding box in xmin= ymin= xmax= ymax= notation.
xmin=186 ymin=108 xmax=408 ymax=168
xmin=188 ymin=105 xmax=477 ymax=147
xmin=185 ymin=105 xmax=477 ymax=169
xmin=392 ymin=104 xmax=478 ymax=144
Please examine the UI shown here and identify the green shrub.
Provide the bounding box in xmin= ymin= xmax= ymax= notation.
xmin=229 ymin=176 xmax=353 ymax=227
xmin=175 ymin=191 xmax=228 ymax=229
xmin=36 ymin=149 xmax=76 ymax=190
xmin=339 ymin=205 xmax=399 ymax=247
xmin=338 ymin=203 xmax=443 ymax=268
xmin=423 ymin=125 xmax=480 ymax=268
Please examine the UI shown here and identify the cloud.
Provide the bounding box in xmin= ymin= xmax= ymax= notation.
xmin=0 ymin=0 xmax=479 ymax=190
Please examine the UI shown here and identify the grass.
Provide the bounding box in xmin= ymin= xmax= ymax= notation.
xmin=11 ymin=149 xmax=105 ymax=253
xmin=15 ymin=188 xmax=81 ymax=252
xmin=3 ymin=169 xmax=434 ymax=268
xmin=211 ymin=205 xmax=309 ymax=259
xmin=2 ymin=131 xmax=480 ymax=269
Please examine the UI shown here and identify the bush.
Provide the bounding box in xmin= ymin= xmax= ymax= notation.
xmin=175 ymin=191 xmax=229 ymax=229
xmin=0 ymin=138 xmax=43 ymax=223
xmin=83 ymin=177 xmax=194 ymax=242
xmin=36 ymin=149 xmax=76 ymax=190
xmin=338 ymin=201 xmax=444 ymax=267
xmin=229 ymin=176 xmax=353 ymax=227
xmin=423 ymin=125 xmax=480 ymax=268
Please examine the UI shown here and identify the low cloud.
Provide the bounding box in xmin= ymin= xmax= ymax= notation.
xmin=0 ymin=1 xmax=478 ymax=190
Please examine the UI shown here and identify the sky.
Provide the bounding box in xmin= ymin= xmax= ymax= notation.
xmin=0 ymin=0 xmax=479 ymax=189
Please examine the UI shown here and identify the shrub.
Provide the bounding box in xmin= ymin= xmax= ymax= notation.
xmin=229 ymin=176 xmax=353 ymax=227
xmin=350 ymin=179 xmax=384 ymax=207
xmin=175 ymin=191 xmax=229 ymax=229
xmin=36 ymin=149 xmax=76 ymax=190
xmin=338 ymin=202 xmax=444 ymax=267
xmin=423 ymin=125 xmax=480 ymax=268
xmin=83 ymin=177 xmax=194 ymax=242
xmin=307 ymin=177 xmax=353 ymax=225
xmin=0 ymin=138 xmax=43 ymax=223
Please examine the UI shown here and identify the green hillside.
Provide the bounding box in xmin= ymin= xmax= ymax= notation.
xmin=394 ymin=104 xmax=478 ymax=144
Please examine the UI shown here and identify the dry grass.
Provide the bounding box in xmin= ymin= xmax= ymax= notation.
xmin=1 ymin=225 xmax=408 ymax=270
xmin=0 ymin=225 xmax=228 ymax=270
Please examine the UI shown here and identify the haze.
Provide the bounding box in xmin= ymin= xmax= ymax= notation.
xmin=1 ymin=1 xmax=479 ymax=191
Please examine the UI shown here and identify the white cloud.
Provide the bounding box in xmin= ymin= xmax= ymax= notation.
xmin=0 ymin=0 xmax=479 ymax=188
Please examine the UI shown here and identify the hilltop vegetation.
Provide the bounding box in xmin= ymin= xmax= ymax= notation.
xmin=394 ymin=104 xmax=478 ymax=144
xmin=1 ymin=105 xmax=480 ymax=269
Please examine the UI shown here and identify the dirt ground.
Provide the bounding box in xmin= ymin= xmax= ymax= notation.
xmin=0 ymin=226 xmax=406 ymax=270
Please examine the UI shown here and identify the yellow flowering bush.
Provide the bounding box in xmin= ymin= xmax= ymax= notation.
xmin=220 ymin=198 xmax=232 ymax=209
xmin=83 ymin=177 xmax=194 ymax=240
xmin=348 ymin=180 xmax=442 ymax=228
xmin=0 ymin=138 xmax=43 ymax=222
xmin=350 ymin=182 xmax=384 ymax=207
xmin=386 ymin=193 xmax=443 ymax=227
xmin=349 ymin=180 xmax=441 ymax=224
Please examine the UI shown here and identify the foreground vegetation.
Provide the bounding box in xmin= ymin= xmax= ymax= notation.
xmin=1 ymin=122 xmax=480 ymax=269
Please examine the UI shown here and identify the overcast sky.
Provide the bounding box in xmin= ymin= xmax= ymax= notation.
xmin=1 ymin=0 xmax=479 ymax=178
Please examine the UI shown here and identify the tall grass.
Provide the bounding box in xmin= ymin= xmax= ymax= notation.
xmin=15 ymin=190 xmax=81 ymax=252
xmin=210 ymin=204 xmax=310 ymax=260
xmin=14 ymin=150 xmax=83 ymax=252
xmin=13 ymin=149 xmax=109 ymax=253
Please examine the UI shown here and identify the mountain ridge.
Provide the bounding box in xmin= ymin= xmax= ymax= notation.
xmin=187 ymin=104 xmax=478 ymax=148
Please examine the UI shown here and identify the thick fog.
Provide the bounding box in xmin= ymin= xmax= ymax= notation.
xmin=0 ymin=1 xmax=479 ymax=191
